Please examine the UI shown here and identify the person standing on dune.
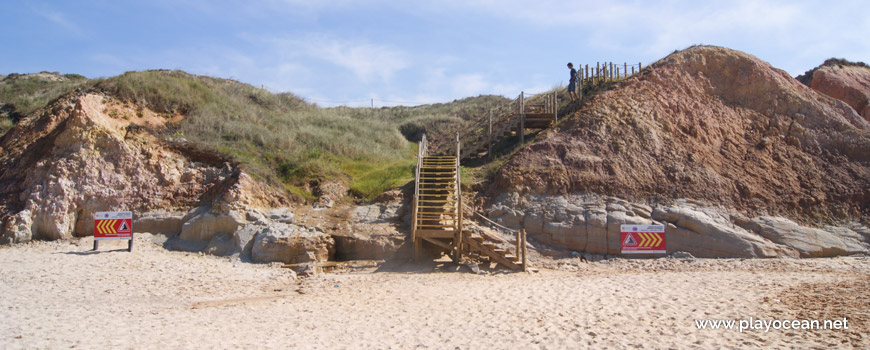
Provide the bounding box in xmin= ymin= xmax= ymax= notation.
xmin=567 ymin=62 xmax=579 ymax=102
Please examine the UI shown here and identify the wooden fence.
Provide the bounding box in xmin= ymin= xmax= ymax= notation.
xmin=576 ymin=62 xmax=644 ymax=86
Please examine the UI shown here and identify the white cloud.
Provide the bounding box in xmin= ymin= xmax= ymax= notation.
xmin=451 ymin=73 xmax=489 ymax=96
xmin=254 ymin=34 xmax=410 ymax=84
xmin=29 ymin=4 xmax=85 ymax=36
xmin=311 ymin=39 xmax=410 ymax=83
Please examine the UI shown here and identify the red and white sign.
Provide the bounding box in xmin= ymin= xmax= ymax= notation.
xmin=94 ymin=211 xmax=133 ymax=240
xmin=621 ymin=224 xmax=665 ymax=254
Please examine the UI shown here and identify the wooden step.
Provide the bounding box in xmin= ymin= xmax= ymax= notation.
xmin=417 ymin=212 xmax=458 ymax=215
xmin=417 ymin=206 xmax=457 ymax=209
xmin=417 ymin=224 xmax=457 ymax=228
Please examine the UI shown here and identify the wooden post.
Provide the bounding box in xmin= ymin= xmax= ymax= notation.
xmin=624 ymin=63 xmax=628 ymax=79
xmin=596 ymin=62 xmax=600 ymax=85
xmin=519 ymin=91 xmax=525 ymax=144
xmin=639 ymin=62 xmax=642 ymax=72
xmin=487 ymin=110 xmax=492 ymax=159
xmin=454 ymin=132 xmax=462 ymax=263
xmin=411 ymin=135 xmax=424 ymax=262
xmin=521 ymin=229 xmax=527 ymax=272
xmin=585 ymin=64 xmax=589 ymax=86
xmin=632 ymin=66 xmax=635 ymax=75
xmin=609 ymin=62 xmax=614 ymax=82
xmin=553 ymin=91 xmax=558 ymax=122
xmin=456 ymin=189 xmax=463 ymax=263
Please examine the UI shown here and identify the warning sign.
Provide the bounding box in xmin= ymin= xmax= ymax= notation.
xmin=621 ymin=224 xmax=665 ymax=254
xmin=94 ymin=211 xmax=133 ymax=240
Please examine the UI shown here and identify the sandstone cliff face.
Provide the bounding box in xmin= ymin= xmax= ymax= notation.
xmin=0 ymin=92 xmax=288 ymax=243
xmin=798 ymin=60 xmax=870 ymax=122
xmin=494 ymin=46 xmax=870 ymax=224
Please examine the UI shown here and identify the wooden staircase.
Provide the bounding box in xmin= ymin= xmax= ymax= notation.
xmin=462 ymin=230 xmax=526 ymax=271
xmin=411 ymin=134 xmax=527 ymax=271
xmin=460 ymin=91 xmax=558 ymax=161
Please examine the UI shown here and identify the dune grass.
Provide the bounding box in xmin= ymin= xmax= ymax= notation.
xmin=93 ymin=70 xmax=420 ymax=200
xmin=1 ymin=69 xmax=520 ymax=201
xmin=0 ymin=72 xmax=90 ymax=135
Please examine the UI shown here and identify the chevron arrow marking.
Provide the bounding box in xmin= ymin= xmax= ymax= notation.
xmin=621 ymin=225 xmax=665 ymax=253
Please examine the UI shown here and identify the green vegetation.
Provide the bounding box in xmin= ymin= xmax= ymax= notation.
xmin=94 ymin=70 xmax=421 ymax=200
xmin=0 ymin=72 xmax=90 ymax=135
xmin=1 ymin=69 xmax=513 ymax=202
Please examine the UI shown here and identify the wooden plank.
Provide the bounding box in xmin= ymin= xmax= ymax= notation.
xmin=416 ymin=230 xmax=457 ymax=238
xmin=466 ymin=237 xmax=522 ymax=271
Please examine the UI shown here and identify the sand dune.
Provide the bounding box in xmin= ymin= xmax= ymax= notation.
xmin=1 ymin=234 xmax=867 ymax=349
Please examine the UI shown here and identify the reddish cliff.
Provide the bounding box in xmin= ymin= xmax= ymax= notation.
xmin=494 ymin=46 xmax=870 ymax=224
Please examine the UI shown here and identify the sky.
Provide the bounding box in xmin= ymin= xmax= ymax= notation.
xmin=1 ymin=0 xmax=868 ymax=107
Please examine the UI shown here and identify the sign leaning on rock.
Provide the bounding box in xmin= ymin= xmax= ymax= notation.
xmin=93 ymin=211 xmax=133 ymax=252
xmin=620 ymin=224 xmax=666 ymax=254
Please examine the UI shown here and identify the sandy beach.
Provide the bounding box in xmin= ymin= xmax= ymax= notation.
xmin=1 ymin=234 xmax=867 ymax=349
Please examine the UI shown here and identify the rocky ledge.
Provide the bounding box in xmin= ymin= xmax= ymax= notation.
xmin=486 ymin=193 xmax=870 ymax=258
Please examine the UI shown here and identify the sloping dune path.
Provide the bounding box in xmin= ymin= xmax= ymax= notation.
xmin=1 ymin=235 xmax=867 ymax=349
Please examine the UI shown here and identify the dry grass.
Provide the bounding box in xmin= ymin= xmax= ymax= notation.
xmin=1 ymin=70 xmax=515 ymax=201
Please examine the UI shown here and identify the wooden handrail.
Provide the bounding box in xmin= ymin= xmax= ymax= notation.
xmin=411 ymin=134 xmax=428 ymax=260
xmin=472 ymin=211 xmax=526 ymax=271
xmin=454 ymin=132 xmax=463 ymax=262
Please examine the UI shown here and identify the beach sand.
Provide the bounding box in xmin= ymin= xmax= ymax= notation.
xmin=1 ymin=234 xmax=867 ymax=349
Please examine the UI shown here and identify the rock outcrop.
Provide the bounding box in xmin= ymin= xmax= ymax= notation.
xmin=251 ymin=223 xmax=334 ymax=264
xmin=0 ymin=92 xmax=289 ymax=244
xmin=494 ymin=46 xmax=870 ymax=225
xmin=329 ymin=200 xmax=409 ymax=261
xmin=486 ymin=193 xmax=869 ymax=258
xmin=797 ymin=59 xmax=870 ymax=122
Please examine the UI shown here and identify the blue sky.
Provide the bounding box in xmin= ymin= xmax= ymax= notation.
xmin=1 ymin=0 xmax=868 ymax=107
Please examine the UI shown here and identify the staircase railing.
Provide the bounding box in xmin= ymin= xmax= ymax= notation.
xmin=472 ymin=211 xmax=527 ymax=272
xmin=410 ymin=134 xmax=428 ymax=253
xmin=459 ymin=90 xmax=559 ymax=160
xmin=458 ymin=93 xmax=521 ymax=159
xmin=454 ymin=133 xmax=463 ymax=262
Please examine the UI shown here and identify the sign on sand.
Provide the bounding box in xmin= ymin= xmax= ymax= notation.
xmin=93 ymin=211 xmax=133 ymax=252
